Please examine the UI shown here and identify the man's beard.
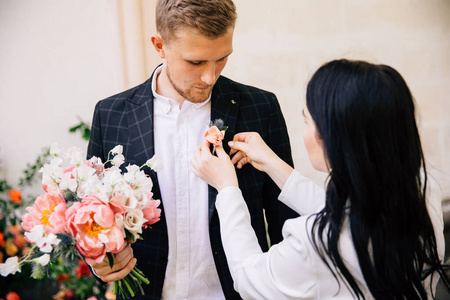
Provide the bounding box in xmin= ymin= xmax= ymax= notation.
xmin=166 ymin=67 xmax=212 ymax=103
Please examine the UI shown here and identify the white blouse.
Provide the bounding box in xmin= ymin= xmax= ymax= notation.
xmin=216 ymin=170 xmax=445 ymax=299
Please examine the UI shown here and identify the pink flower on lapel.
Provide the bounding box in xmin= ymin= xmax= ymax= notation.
xmin=204 ymin=119 xmax=228 ymax=147
xmin=205 ymin=126 xmax=225 ymax=147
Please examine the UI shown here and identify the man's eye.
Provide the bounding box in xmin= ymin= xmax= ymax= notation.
xmin=189 ymin=61 xmax=202 ymax=65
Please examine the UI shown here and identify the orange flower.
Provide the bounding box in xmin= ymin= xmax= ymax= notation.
xmin=13 ymin=234 xmax=27 ymax=249
xmin=105 ymin=290 xmax=117 ymax=300
xmin=57 ymin=273 xmax=71 ymax=284
xmin=9 ymin=189 xmax=22 ymax=204
xmin=52 ymin=289 xmax=74 ymax=300
xmin=6 ymin=291 xmax=20 ymax=300
xmin=204 ymin=126 xmax=225 ymax=147
xmin=21 ymin=246 xmax=31 ymax=256
xmin=7 ymin=225 xmax=22 ymax=236
xmin=5 ymin=240 xmax=18 ymax=256
xmin=0 ymin=232 xmax=4 ymax=247
xmin=75 ymin=259 xmax=91 ymax=279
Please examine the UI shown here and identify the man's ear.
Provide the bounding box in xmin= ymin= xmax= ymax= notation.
xmin=151 ymin=35 xmax=166 ymax=59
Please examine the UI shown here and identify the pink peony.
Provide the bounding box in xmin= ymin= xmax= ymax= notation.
xmin=21 ymin=193 xmax=67 ymax=234
xmin=65 ymin=195 xmax=125 ymax=264
xmin=143 ymin=198 xmax=161 ymax=226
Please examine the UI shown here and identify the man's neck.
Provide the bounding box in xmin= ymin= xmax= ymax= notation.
xmin=155 ymin=67 xmax=185 ymax=107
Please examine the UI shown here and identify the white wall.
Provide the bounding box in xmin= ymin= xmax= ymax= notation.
xmin=1 ymin=0 xmax=449 ymax=198
xmin=0 ymin=0 xmax=125 ymax=189
xmin=226 ymin=0 xmax=450 ymax=194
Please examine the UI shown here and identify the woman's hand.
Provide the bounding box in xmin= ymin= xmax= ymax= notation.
xmin=229 ymin=132 xmax=279 ymax=172
xmin=229 ymin=132 xmax=293 ymax=190
xmin=191 ymin=141 xmax=238 ymax=192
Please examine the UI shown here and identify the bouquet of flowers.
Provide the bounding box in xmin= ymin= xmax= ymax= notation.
xmin=0 ymin=144 xmax=162 ymax=300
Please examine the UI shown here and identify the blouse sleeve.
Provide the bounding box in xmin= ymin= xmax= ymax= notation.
xmin=278 ymin=169 xmax=326 ymax=215
xmin=216 ymin=186 xmax=319 ymax=299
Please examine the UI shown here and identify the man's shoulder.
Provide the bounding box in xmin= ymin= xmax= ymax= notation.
xmin=215 ymin=76 xmax=275 ymax=99
xmin=95 ymin=77 xmax=153 ymax=110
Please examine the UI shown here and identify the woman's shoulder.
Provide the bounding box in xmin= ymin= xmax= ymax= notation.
xmin=279 ymin=170 xmax=326 ymax=215
xmin=280 ymin=215 xmax=318 ymax=254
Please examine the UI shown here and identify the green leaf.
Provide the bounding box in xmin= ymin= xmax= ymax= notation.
xmin=106 ymin=252 xmax=115 ymax=269
xmin=83 ymin=128 xmax=91 ymax=141
xmin=69 ymin=124 xmax=82 ymax=132
xmin=69 ymin=118 xmax=91 ymax=141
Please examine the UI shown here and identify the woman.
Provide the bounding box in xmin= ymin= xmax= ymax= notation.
xmin=191 ymin=59 xmax=448 ymax=299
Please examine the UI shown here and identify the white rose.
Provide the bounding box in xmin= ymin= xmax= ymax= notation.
xmin=123 ymin=209 xmax=146 ymax=239
xmin=111 ymin=189 xmax=138 ymax=209
xmin=110 ymin=190 xmax=128 ymax=207
xmin=134 ymin=190 xmax=149 ymax=210
xmin=115 ymin=213 xmax=126 ymax=236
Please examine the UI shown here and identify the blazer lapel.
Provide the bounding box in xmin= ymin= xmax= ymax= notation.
xmin=125 ymin=70 xmax=166 ymax=226
xmin=208 ymin=78 xmax=240 ymax=221
xmin=126 ymin=79 xmax=156 ymax=166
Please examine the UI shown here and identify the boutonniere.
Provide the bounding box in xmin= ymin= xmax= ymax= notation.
xmin=204 ymin=119 xmax=228 ymax=153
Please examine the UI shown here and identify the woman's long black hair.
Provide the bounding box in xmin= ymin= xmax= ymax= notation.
xmin=306 ymin=59 xmax=448 ymax=299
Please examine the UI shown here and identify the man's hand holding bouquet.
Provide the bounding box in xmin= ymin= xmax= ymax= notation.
xmin=0 ymin=144 xmax=162 ymax=299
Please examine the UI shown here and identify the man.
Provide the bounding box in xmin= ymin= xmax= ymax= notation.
xmin=88 ymin=0 xmax=298 ymax=299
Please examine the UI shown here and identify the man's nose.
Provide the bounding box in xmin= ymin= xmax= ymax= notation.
xmin=200 ymin=64 xmax=216 ymax=85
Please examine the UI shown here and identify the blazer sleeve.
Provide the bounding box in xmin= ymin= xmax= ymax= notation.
xmin=262 ymin=93 xmax=299 ymax=244
xmin=87 ymin=101 xmax=105 ymax=161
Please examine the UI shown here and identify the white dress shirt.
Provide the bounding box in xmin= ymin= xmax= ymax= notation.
xmin=152 ymin=67 xmax=225 ymax=300
xmin=216 ymin=170 xmax=445 ymax=299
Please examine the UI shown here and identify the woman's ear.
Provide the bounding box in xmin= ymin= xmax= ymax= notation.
xmin=151 ymin=35 xmax=166 ymax=59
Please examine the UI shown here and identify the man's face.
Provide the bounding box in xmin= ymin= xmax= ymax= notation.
xmin=159 ymin=27 xmax=234 ymax=103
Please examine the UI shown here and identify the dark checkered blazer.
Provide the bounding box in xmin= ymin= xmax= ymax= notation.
xmin=87 ymin=68 xmax=299 ymax=299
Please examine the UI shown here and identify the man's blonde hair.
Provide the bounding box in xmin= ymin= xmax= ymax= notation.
xmin=156 ymin=0 xmax=237 ymax=43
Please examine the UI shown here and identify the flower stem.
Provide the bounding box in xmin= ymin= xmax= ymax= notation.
xmin=131 ymin=267 xmax=150 ymax=285
xmin=123 ymin=276 xmax=135 ymax=297
xmin=113 ymin=281 xmax=118 ymax=296
xmin=118 ymin=280 xmax=129 ymax=299
xmin=19 ymin=244 xmax=38 ymax=267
